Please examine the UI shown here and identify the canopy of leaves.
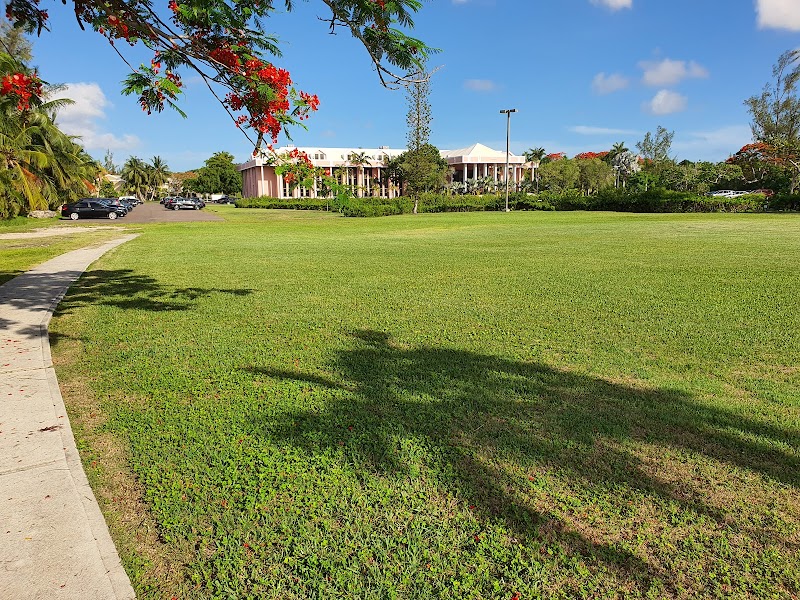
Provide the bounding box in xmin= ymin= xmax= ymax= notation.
xmin=0 ymin=52 xmax=98 ymax=217
xmin=405 ymin=60 xmax=431 ymax=151
xmin=539 ymin=157 xmax=579 ymax=193
xmin=393 ymin=143 xmax=448 ymax=196
xmin=5 ymin=0 xmax=434 ymax=151
xmin=745 ymin=50 xmax=800 ymax=192
xmin=636 ymin=126 xmax=674 ymax=163
xmin=191 ymin=151 xmax=242 ymax=195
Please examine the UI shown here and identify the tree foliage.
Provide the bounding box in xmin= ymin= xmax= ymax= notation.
xmin=745 ymin=50 xmax=800 ymax=193
xmin=192 ymin=151 xmax=243 ymax=195
xmin=636 ymin=126 xmax=674 ymax=163
xmin=4 ymin=0 xmax=433 ymax=151
xmin=1 ymin=51 xmax=98 ymax=218
xmin=539 ymin=158 xmax=579 ymax=194
xmin=0 ymin=16 xmax=32 ymax=62
xmin=576 ymin=157 xmax=613 ymax=195
xmin=405 ymin=60 xmax=431 ymax=151
xmin=391 ymin=143 xmax=448 ymax=213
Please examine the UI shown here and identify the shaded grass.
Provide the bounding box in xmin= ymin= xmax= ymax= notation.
xmin=50 ymin=211 xmax=800 ymax=599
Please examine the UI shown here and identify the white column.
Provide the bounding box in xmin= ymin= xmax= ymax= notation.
xmin=277 ymin=174 xmax=284 ymax=199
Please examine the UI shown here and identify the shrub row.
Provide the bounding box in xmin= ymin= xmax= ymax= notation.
xmin=235 ymin=196 xmax=332 ymax=210
xmin=236 ymin=190 xmax=797 ymax=217
xmin=342 ymin=191 xmax=772 ymax=216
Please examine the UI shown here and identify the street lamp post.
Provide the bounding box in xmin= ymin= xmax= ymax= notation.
xmin=500 ymin=108 xmax=517 ymax=212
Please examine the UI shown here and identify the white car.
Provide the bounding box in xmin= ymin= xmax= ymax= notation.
xmin=709 ymin=190 xmax=744 ymax=198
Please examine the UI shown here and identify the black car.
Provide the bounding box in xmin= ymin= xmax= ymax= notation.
xmin=96 ymin=198 xmax=128 ymax=216
xmin=61 ymin=199 xmax=122 ymax=220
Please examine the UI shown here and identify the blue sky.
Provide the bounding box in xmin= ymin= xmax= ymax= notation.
xmin=23 ymin=0 xmax=800 ymax=171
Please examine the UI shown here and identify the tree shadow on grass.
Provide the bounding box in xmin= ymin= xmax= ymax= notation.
xmin=253 ymin=330 xmax=799 ymax=595
xmin=54 ymin=269 xmax=254 ymax=314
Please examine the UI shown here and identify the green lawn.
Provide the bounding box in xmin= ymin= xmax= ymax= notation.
xmin=49 ymin=210 xmax=800 ymax=599
xmin=0 ymin=228 xmax=130 ymax=285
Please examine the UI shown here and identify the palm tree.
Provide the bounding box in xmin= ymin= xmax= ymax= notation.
xmin=606 ymin=142 xmax=629 ymax=162
xmin=523 ymin=147 xmax=546 ymax=193
xmin=1 ymin=53 xmax=97 ymax=217
xmin=347 ymin=151 xmax=370 ymax=197
xmin=146 ymin=155 xmax=170 ymax=201
xmin=121 ymin=156 xmax=148 ymax=198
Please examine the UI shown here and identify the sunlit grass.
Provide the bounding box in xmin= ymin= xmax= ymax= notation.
xmin=50 ymin=211 xmax=800 ymax=599
xmin=0 ymin=230 xmax=129 ymax=285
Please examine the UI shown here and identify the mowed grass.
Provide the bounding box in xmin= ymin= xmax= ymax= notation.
xmin=49 ymin=211 xmax=800 ymax=599
xmin=0 ymin=228 xmax=130 ymax=285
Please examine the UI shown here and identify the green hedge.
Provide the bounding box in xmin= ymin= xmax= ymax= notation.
xmin=769 ymin=194 xmax=800 ymax=211
xmin=235 ymin=196 xmax=332 ymax=210
xmin=236 ymin=190 xmax=791 ymax=217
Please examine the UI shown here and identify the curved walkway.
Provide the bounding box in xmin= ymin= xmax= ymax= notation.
xmin=0 ymin=236 xmax=137 ymax=599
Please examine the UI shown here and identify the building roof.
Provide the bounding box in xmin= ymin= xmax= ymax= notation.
xmin=238 ymin=143 xmax=527 ymax=170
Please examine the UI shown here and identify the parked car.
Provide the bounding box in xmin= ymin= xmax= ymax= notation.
xmin=97 ymin=198 xmax=129 ymax=216
xmin=170 ymin=197 xmax=202 ymax=210
xmin=119 ymin=195 xmax=141 ymax=206
xmin=61 ymin=199 xmax=122 ymax=220
xmin=709 ymin=190 xmax=749 ymax=198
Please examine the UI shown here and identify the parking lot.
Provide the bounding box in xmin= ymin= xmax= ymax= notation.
xmin=120 ymin=201 xmax=224 ymax=223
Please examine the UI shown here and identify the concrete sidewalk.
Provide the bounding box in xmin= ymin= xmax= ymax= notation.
xmin=1 ymin=236 xmax=138 ymax=599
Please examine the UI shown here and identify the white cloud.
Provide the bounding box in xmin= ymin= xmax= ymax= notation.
xmin=672 ymin=125 xmax=754 ymax=161
xmin=464 ymin=79 xmax=497 ymax=92
xmin=590 ymin=0 xmax=632 ymax=10
xmin=644 ymin=90 xmax=688 ymax=115
xmin=639 ymin=59 xmax=709 ymax=87
xmin=756 ymin=0 xmax=800 ymax=31
xmin=52 ymin=83 xmax=140 ymax=151
xmin=592 ymin=72 xmax=630 ymax=94
xmin=569 ymin=125 xmax=639 ymax=136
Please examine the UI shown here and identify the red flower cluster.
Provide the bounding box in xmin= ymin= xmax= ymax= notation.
xmin=574 ymin=151 xmax=609 ymax=160
xmin=546 ymin=152 xmax=566 ymax=161
xmin=0 ymin=72 xmax=42 ymax=111
xmin=216 ymin=46 xmax=318 ymax=142
xmin=288 ymin=147 xmax=314 ymax=169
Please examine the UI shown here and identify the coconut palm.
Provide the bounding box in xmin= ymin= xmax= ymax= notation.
xmin=347 ymin=151 xmax=371 ymax=197
xmin=143 ymin=156 xmax=171 ymax=201
xmin=523 ymin=147 xmax=546 ymax=192
xmin=121 ymin=156 xmax=148 ymax=198
xmin=606 ymin=141 xmax=629 ymax=164
xmin=1 ymin=53 xmax=97 ymax=217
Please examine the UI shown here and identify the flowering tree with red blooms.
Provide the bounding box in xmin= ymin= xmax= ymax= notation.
xmin=573 ymin=151 xmax=609 ymax=161
xmin=3 ymin=0 xmax=433 ymax=151
xmin=726 ymin=143 xmax=778 ymax=185
xmin=0 ymin=68 xmax=41 ymax=110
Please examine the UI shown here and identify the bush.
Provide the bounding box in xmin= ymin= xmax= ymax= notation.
xmin=339 ymin=197 xmax=413 ymax=217
xmin=768 ymin=194 xmax=800 ymax=211
xmin=235 ymin=196 xmax=332 ymax=210
xmin=234 ymin=189 xmax=786 ymax=217
xmin=587 ymin=189 xmax=768 ymax=213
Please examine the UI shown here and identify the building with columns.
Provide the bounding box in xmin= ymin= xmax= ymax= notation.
xmin=238 ymin=143 xmax=529 ymax=199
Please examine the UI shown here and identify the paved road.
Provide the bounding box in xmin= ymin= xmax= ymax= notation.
xmin=122 ymin=201 xmax=223 ymax=223
xmin=0 ymin=236 xmax=137 ymax=600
